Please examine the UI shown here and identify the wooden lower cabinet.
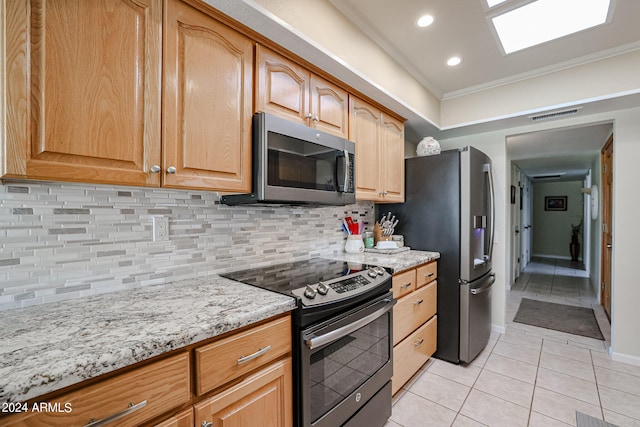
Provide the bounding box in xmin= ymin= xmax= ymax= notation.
xmin=194 ymin=357 xmax=292 ymax=427
xmin=391 ymin=261 xmax=438 ymax=395
xmin=154 ymin=407 xmax=194 ymax=427
xmin=3 ymin=353 xmax=191 ymax=427
xmin=392 ymin=316 xmax=437 ymax=395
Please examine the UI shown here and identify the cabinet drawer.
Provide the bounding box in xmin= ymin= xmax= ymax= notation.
xmin=4 ymin=353 xmax=190 ymax=427
xmin=392 ymin=315 xmax=437 ymax=395
xmin=195 ymin=315 xmax=292 ymax=395
xmin=416 ymin=262 xmax=437 ymax=288
xmin=393 ymin=281 xmax=437 ymax=345
xmin=392 ymin=269 xmax=416 ymax=299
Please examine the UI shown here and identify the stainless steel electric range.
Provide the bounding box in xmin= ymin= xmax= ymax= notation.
xmin=222 ymin=258 xmax=394 ymax=427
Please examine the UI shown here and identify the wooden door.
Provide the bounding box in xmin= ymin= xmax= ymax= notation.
xmin=5 ymin=0 xmax=162 ymax=186
xmin=194 ymin=358 xmax=293 ymax=427
xmin=164 ymin=0 xmax=253 ymax=191
xmin=309 ymin=75 xmax=349 ymax=138
xmin=349 ymin=97 xmax=381 ymax=201
xmin=255 ymin=45 xmax=310 ymax=127
xmin=601 ymin=135 xmax=613 ymax=320
xmin=379 ymin=113 xmax=405 ymax=203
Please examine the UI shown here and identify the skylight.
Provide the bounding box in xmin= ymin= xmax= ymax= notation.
xmin=492 ymin=0 xmax=611 ymax=54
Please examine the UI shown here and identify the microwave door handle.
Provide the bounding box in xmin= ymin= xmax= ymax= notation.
xmin=335 ymin=150 xmax=349 ymax=193
xmin=484 ymin=163 xmax=495 ymax=262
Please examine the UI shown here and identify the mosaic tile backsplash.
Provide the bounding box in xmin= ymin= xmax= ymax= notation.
xmin=0 ymin=182 xmax=374 ymax=311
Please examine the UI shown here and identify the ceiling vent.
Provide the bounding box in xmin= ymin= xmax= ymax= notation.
xmin=529 ymin=107 xmax=582 ymax=122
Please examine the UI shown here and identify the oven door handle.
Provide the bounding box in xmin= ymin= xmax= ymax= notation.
xmin=305 ymin=299 xmax=394 ymax=350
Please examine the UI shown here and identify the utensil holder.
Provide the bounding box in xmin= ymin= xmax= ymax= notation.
xmin=344 ymin=235 xmax=364 ymax=253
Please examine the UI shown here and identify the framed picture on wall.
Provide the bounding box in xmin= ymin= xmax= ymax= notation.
xmin=545 ymin=196 xmax=567 ymax=211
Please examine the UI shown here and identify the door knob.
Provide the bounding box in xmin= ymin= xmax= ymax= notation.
xmin=607 ymin=244 xmax=612 ymax=249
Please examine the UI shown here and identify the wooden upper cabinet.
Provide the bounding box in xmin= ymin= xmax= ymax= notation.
xmin=4 ymin=0 xmax=162 ymax=186
xmin=256 ymin=45 xmax=348 ymax=138
xmin=380 ymin=113 xmax=405 ymax=203
xmin=349 ymin=97 xmax=405 ymax=203
xmin=349 ymin=97 xmax=381 ymax=201
xmin=163 ymin=0 xmax=253 ymax=191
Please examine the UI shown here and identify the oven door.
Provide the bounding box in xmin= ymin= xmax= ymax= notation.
xmin=300 ymin=292 xmax=395 ymax=427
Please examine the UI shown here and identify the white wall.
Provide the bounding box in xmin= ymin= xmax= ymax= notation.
xmin=437 ymin=106 xmax=640 ymax=364
xmin=532 ymin=181 xmax=584 ymax=259
xmin=610 ymin=107 xmax=640 ymax=365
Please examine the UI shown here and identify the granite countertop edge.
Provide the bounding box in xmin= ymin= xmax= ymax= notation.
xmin=0 ymin=275 xmax=297 ymax=404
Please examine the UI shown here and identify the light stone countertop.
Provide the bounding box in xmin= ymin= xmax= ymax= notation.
xmin=0 ymin=275 xmax=296 ymax=404
xmin=328 ymin=249 xmax=440 ymax=274
xmin=0 ymin=249 xmax=438 ymax=404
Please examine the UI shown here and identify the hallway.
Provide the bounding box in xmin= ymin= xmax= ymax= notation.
xmin=386 ymin=258 xmax=640 ymax=426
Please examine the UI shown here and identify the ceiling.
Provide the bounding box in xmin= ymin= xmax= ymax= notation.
xmin=329 ymin=0 xmax=639 ymax=181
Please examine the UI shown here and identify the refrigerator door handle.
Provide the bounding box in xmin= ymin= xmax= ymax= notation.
xmin=484 ymin=163 xmax=495 ymax=263
xmin=470 ymin=273 xmax=495 ymax=295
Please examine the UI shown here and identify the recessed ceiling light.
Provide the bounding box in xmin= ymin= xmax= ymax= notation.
xmin=492 ymin=0 xmax=611 ymax=54
xmin=447 ymin=56 xmax=462 ymax=66
xmin=417 ymin=14 xmax=434 ymax=28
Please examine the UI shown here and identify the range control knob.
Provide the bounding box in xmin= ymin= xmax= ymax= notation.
xmin=304 ymin=285 xmax=317 ymax=299
xmin=374 ymin=267 xmax=386 ymax=275
xmin=367 ymin=268 xmax=378 ymax=278
xmin=317 ymin=281 xmax=329 ymax=295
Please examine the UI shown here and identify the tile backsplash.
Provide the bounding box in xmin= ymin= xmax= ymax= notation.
xmin=0 ymin=182 xmax=373 ymax=311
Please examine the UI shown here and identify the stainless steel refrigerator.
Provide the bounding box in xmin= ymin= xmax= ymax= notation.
xmin=385 ymin=146 xmax=495 ymax=364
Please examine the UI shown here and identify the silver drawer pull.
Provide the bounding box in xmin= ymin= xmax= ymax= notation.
xmin=237 ymin=345 xmax=272 ymax=365
xmin=414 ymin=338 xmax=424 ymax=347
xmin=400 ymin=283 xmax=412 ymax=289
xmin=414 ymin=299 xmax=424 ymax=306
xmin=83 ymin=400 xmax=147 ymax=427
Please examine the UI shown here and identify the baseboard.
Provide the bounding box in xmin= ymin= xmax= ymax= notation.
xmin=610 ymin=349 xmax=640 ymax=367
xmin=532 ymin=253 xmax=580 ymax=261
xmin=492 ymin=324 xmax=506 ymax=335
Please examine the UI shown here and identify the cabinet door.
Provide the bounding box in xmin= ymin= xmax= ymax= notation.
xmin=163 ymin=0 xmax=253 ymax=191
xmin=5 ymin=0 xmax=162 ymax=186
xmin=379 ymin=113 xmax=405 ymax=203
xmin=154 ymin=407 xmax=194 ymax=427
xmin=194 ymin=358 xmax=293 ymax=427
xmin=309 ymin=75 xmax=349 ymax=138
xmin=256 ymin=45 xmax=310 ymax=127
xmin=349 ymin=97 xmax=381 ymax=201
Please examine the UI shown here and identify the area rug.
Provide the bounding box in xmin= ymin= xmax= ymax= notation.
xmin=576 ymin=411 xmax=618 ymax=427
xmin=513 ymin=298 xmax=604 ymax=340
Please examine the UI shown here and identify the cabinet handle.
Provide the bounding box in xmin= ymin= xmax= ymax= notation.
xmin=166 ymin=166 xmax=177 ymax=174
xmin=425 ymin=273 xmax=434 ymax=278
xmin=82 ymin=400 xmax=147 ymax=427
xmin=413 ymin=299 xmax=424 ymax=306
xmin=414 ymin=338 xmax=424 ymax=347
xmin=150 ymin=165 xmax=161 ymax=173
xmin=400 ymin=283 xmax=412 ymax=289
xmin=305 ymin=113 xmax=313 ymax=120
xmin=202 ymin=422 xmax=213 ymax=427
xmin=237 ymin=345 xmax=271 ymax=365
xmin=313 ymin=115 xmax=319 ymax=122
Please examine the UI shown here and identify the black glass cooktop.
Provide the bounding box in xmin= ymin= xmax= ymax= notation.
xmin=221 ymin=258 xmax=369 ymax=296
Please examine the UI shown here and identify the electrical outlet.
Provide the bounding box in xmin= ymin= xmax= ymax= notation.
xmin=152 ymin=216 xmax=169 ymax=241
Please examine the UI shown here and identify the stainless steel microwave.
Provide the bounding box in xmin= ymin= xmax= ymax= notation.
xmin=221 ymin=113 xmax=356 ymax=206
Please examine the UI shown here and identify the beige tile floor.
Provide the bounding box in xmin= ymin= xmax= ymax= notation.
xmin=386 ymin=258 xmax=640 ymax=427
